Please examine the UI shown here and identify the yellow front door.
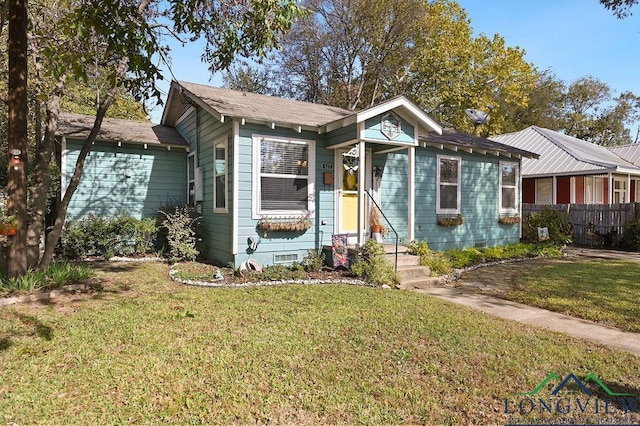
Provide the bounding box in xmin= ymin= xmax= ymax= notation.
xmin=337 ymin=147 xmax=371 ymax=242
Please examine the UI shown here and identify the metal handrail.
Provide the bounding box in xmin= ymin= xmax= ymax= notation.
xmin=365 ymin=190 xmax=398 ymax=272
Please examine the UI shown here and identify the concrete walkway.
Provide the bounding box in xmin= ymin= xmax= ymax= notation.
xmin=416 ymin=247 xmax=640 ymax=356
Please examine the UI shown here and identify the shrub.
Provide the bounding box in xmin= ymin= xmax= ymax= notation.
xmin=522 ymin=208 xmax=573 ymax=245
xmin=621 ymin=217 xmax=640 ymax=251
xmin=260 ymin=264 xmax=306 ymax=281
xmin=421 ymin=251 xmax=453 ymax=276
xmin=408 ymin=240 xmax=453 ymax=276
xmin=444 ymin=248 xmax=483 ymax=269
xmin=302 ymin=249 xmax=325 ymax=272
xmin=159 ymin=206 xmax=201 ymax=262
xmin=63 ymin=214 xmax=157 ymax=259
xmin=349 ymin=240 xmax=399 ymax=286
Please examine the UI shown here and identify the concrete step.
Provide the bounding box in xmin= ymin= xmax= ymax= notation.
xmin=385 ymin=253 xmax=421 ymax=267
xmin=398 ymin=276 xmax=444 ymax=290
xmin=397 ymin=265 xmax=431 ymax=281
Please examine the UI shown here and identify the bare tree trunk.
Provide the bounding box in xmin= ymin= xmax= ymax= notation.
xmin=39 ymin=86 xmax=119 ymax=270
xmin=6 ymin=0 xmax=29 ymax=277
xmin=27 ymin=82 xmax=65 ymax=268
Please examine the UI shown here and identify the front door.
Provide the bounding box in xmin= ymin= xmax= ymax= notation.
xmin=336 ymin=147 xmax=371 ymax=244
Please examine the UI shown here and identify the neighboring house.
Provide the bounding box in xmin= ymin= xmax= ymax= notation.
xmin=609 ymin=144 xmax=640 ymax=202
xmin=490 ymin=126 xmax=640 ymax=205
xmin=59 ymin=81 xmax=536 ymax=267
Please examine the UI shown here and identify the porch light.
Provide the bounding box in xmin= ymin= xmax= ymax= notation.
xmin=10 ymin=149 xmax=21 ymax=170
xmin=373 ymin=166 xmax=383 ymax=178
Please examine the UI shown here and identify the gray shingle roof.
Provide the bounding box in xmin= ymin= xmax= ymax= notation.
xmin=174 ymin=81 xmax=354 ymax=129
xmin=490 ymin=126 xmax=640 ymax=177
xmin=422 ymin=128 xmax=538 ymax=158
xmin=58 ymin=112 xmax=188 ymax=147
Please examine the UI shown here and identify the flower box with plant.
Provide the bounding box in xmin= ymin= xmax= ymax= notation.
xmin=437 ymin=214 xmax=464 ymax=227
xmin=498 ymin=215 xmax=520 ymax=225
xmin=258 ymin=215 xmax=312 ymax=233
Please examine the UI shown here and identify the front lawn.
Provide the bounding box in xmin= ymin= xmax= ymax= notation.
xmin=0 ymin=261 xmax=638 ymax=424
xmin=505 ymin=259 xmax=640 ymax=333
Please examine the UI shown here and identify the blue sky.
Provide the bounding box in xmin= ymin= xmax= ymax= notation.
xmin=149 ymin=1 xmax=640 ymax=125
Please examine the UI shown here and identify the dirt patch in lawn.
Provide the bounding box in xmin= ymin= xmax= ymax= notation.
xmin=450 ymin=257 xmax=577 ymax=296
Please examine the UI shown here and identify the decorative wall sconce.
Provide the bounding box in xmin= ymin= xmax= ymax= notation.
xmin=373 ymin=166 xmax=383 ymax=178
xmin=10 ymin=149 xmax=21 ymax=170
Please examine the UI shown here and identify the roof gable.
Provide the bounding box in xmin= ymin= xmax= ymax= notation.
xmin=163 ymin=81 xmax=442 ymax=136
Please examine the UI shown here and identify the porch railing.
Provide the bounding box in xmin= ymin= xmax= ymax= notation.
xmin=365 ymin=190 xmax=398 ymax=272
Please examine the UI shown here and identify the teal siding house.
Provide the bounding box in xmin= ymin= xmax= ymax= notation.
xmin=59 ymin=81 xmax=536 ymax=267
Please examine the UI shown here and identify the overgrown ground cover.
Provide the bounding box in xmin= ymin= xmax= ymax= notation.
xmin=505 ymin=259 xmax=640 ymax=333
xmin=0 ymin=261 xmax=638 ymax=424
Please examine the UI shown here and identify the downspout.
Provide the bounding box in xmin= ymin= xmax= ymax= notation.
xmin=232 ymin=120 xmax=240 ymax=257
xmin=408 ymin=145 xmax=415 ymax=242
xmin=357 ymin=139 xmax=366 ymax=246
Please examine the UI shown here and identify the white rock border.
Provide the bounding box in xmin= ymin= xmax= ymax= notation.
xmin=168 ymin=263 xmax=376 ymax=289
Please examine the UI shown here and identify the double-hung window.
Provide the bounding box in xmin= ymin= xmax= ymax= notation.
xmin=253 ymin=136 xmax=315 ymax=217
xmin=214 ymin=137 xmax=228 ymax=213
xmin=437 ymin=155 xmax=461 ymax=214
xmin=499 ymin=162 xmax=519 ymax=212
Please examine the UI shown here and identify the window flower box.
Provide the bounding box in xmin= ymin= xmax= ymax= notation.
xmin=257 ymin=216 xmax=312 ymax=233
xmin=437 ymin=214 xmax=464 ymax=227
xmin=499 ymin=215 xmax=520 ymax=225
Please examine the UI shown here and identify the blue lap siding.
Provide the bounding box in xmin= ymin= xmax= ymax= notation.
xmin=64 ymin=139 xmax=187 ymax=221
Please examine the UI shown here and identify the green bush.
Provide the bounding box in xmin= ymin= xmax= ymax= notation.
xmin=621 ymin=217 xmax=640 ymax=251
xmin=444 ymin=248 xmax=483 ymax=269
xmin=522 ymin=208 xmax=573 ymax=245
xmin=63 ymin=214 xmax=157 ymax=259
xmin=350 ymin=240 xmax=399 ymax=286
xmin=260 ymin=264 xmax=306 ymax=281
xmin=159 ymin=206 xmax=201 ymax=262
xmin=302 ymin=250 xmax=325 ymax=272
xmin=408 ymin=240 xmax=453 ymax=276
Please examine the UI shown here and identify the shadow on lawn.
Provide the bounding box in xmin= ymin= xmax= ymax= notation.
xmin=0 ymin=313 xmax=54 ymax=353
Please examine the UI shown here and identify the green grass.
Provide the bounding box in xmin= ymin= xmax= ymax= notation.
xmin=505 ymin=259 xmax=640 ymax=333
xmin=0 ymin=262 xmax=639 ymax=424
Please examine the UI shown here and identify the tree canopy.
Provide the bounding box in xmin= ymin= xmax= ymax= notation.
xmin=2 ymin=0 xmax=307 ymax=276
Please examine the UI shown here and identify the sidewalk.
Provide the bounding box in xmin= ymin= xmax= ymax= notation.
xmin=416 ymin=286 xmax=640 ymax=356
xmin=415 ymin=247 xmax=640 ymax=356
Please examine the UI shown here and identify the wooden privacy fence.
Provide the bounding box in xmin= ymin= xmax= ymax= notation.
xmin=523 ymin=203 xmax=640 ymax=247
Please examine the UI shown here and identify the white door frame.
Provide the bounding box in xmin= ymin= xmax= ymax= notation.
xmin=334 ymin=146 xmax=372 ymax=245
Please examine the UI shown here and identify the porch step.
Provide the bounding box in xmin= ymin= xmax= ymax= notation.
xmin=398 ymin=276 xmax=445 ymax=290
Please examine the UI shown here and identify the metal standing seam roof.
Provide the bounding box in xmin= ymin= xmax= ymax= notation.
xmin=58 ymin=112 xmax=189 ymax=147
xmin=609 ymin=144 xmax=640 ymax=167
xmin=490 ymin=126 xmax=640 ymax=177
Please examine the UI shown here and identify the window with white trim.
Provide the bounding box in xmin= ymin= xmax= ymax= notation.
xmin=253 ymin=136 xmax=315 ymax=217
xmin=187 ymin=153 xmax=196 ymax=206
xmin=437 ymin=155 xmax=461 ymax=214
xmin=536 ymin=178 xmax=553 ymax=204
xmin=585 ymin=176 xmax=604 ymax=204
xmin=499 ymin=161 xmax=519 ymax=212
xmin=214 ymin=137 xmax=228 ymax=212
xmin=613 ymin=177 xmax=627 ymax=203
